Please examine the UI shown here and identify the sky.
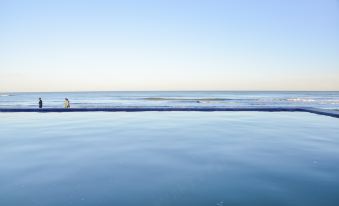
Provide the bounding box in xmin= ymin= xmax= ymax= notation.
xmin=0 ymin=0 xmax=338 ymax=92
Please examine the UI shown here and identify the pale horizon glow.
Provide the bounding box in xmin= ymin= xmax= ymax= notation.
xmin=1 ymin=0 xmax=338 ymax=92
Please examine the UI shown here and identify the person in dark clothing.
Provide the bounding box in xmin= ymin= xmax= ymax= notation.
xmin=39 ymin=98 xmax=43 ymax=108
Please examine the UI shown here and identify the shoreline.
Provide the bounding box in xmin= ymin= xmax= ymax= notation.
xmin=0 ymin=107 xmax=338 ymax=118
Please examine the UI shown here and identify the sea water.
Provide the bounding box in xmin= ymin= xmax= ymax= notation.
xmin=0 ymin=112 xmax=338 ymax=206
xmin=0 ymin=91 xmax=339 ymax=109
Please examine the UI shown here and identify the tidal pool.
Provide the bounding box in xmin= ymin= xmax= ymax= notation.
xmin=0 ymin=112 xmax=338 ymax=206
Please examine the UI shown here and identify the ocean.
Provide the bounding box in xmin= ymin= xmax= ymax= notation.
xmin=1 ymin=91 xmax=339 ymax=109
xmin=1 ymin=91 xmax=339 ymax=205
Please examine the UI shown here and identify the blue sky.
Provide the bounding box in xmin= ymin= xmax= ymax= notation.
xmin=0 ymin=0 xmax=338 ymax=91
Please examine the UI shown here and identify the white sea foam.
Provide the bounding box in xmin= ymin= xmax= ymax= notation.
xmin=287 ymin=98 xmax=316 ymax=102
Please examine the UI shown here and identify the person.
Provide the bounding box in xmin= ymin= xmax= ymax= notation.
xmin=64 ymin=98 xmax=70 ymax=108
xmin=38 ymin=98 xmax=43 ymax=108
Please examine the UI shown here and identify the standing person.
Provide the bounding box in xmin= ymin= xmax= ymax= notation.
xmin=64 ymin=98 xmax=70 ymax=108
xmin=38 ymin=98 xmax=43 ymax=108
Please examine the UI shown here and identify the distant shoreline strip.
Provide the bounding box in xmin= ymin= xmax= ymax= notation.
xmin=0 ymin=107 xmax=338 ymax=118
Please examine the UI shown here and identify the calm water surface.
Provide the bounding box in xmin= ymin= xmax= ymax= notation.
xmin=0 ymin=112 xmax=338 ymax=206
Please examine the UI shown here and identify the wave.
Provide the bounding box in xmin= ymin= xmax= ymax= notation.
xmin=286 ymin=98 xmax=339 ymax=103
xmin=143 ymin=97 xmax=250 ymax=102
xmin=0 ymin=94 xmax=13 ymax=97
xmin=286 ymin=98 xmax=316 ymax=102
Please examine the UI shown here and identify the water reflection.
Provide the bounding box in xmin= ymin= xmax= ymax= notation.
xmin=0 ymin=112 xmax=338 ymax=206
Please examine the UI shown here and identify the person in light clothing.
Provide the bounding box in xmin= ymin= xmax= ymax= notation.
xmin=64 ymin=98 xmax=70 ymax=108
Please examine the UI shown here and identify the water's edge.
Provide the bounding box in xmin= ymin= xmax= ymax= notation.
xmin=0 ymin=107 xmax=338 ymax=118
